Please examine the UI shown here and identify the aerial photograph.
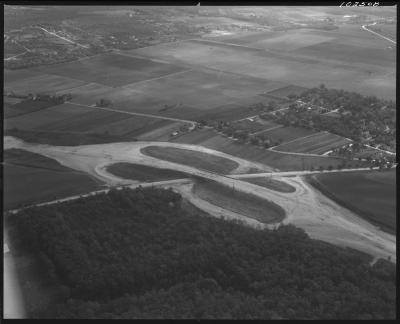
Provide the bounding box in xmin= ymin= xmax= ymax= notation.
xmin=3 ymin=3 xmax=396 ymax=320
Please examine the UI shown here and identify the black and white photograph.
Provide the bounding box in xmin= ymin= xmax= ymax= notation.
xmin=2 ymin=2 xmax=396 ymax=320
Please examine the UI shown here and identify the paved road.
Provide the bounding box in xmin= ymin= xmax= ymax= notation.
xmin=362 ymin=22 xmax=396 ymax=44
xmin=66 ymin=101 xmax=198 ymax=131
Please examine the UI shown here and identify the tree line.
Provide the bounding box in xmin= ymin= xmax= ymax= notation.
xmin=7 ymin=187 xmax=396 ymax=319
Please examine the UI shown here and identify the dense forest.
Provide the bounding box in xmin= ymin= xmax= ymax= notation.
xmin=6 ymin=187 xmax=396 ymax=319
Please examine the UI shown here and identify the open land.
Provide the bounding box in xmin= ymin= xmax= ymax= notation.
xmin=3 ymin=148 xmax=100 ymax=210
xmin=3 ymin=6 xmax=396 ymax=320
xmin=192 ymin=178 xmax=285 ymax=224
xmin=4 ymin=136 xmax=395 ymax=263
xmin=172 ymin=129 xmax=352 ymax=171
xmin=106 ymin=163 xmax=190 ymax=182
xmin=307 ymin=169 xmax=396 ymax=235
xmin=141 ymin=146 xmax=240 ymax=174
xmin=240 ymin=176 xmax=296 ymax=193
xmin=273 ymin=132 xmax=352 ymax=154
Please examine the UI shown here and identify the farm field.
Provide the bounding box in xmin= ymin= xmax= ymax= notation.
xmin=307 ymin=169 xmax=396 ymax=234
xmin=106 ymin=163 xmax=190 ymax=182
xmin=172 ymin=129 xmax=352 ymax=171
xmin=193 ymin=178 xmax=285 ymax=224
xmin=231 ymin=119 xmax=272 ymax=133
xmin=264 ymin=84 xmax=309 ymax=99
xmin=240 ymin=176 xmax=296 ymax=193
xmin=136 ymin=121 xmax=189 ymax=141
xmin=223 ymin=29 xmax=335 ymax=51
xmin=30 ymin=53 xmax=187 ymax=87
xmin=141 ymin=146 xmax=239 ymax=174
xmin=4 ymin=99 xmax=62 ymax=119
xmin=3 ymin=149 xmax=101 ymax=210
xmin=4 ymin=102 xmax=184 ymax=143
xmin=67 ymin=67 xmax=284 ymax=120
xmin=273 ymin=131 xmax=352 ymax=154
xmin=264 ymin=126 xmax=317 ymax=144
xmin=4 ymin=73 xmax=88 ymax=94
xmin=4 ymin=103 xmax=94 ymax=131
xmin=130 ymin=26 xmax=395 ymax=100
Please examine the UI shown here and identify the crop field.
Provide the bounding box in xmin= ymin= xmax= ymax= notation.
xmin=141 ymin=146 xmax=239 ymax=174
xmin=273 ymin=132 xmax=352 ymax=154
xmin=307 ymin=169 xmax=396 ymax=234
xmin=4 ymin=73 xmax=88 ymax=94
xmin=293 ymin=40 xmax=395 ymax=68
xmin=86 ymin=68 xmax=283 ymax=118
xmin=32 ymin=53 xmax=187 ymax=87
xmin=5 ymin=99 xmax=62 ymax=119
xmin=172 ymin=129 xmax=351 ymax=171
xmin=136 ymin=121 xmax=189 ymax=141
xmin=106 ymin=163 xmax=190 ymax=182
xmin=131 ymin=25 xmax=395 ymax=99
xmin=193 ymin=178 xmax=285 ymax=224
xmin=264 ymin=85 xmax=308 ymax=99
xmin=195 ymin=103 xmax=260 ymax=122
xmin=369 ymin=23 xmax=396 ymax=40
xmin=231 ymin=119 xmax=273 ymax=133
xmin=55 ymin=83 xmax=113 ymax=104
xmin=4 ymin=102 xmax=183 ymax=144
xmin=3 ymin=149 xmax=100 ymax=210
xmin=4 ymin=165 xmax=100 ymax=211
xmin=264 ymin=126 xmax=317 ymax=144
xmin=240 ymin=176 xmax=296 ymax=193
xmin=4 ymin=103 xmax=94 ymax=131
xmin=225 ymin=29 xmax=336 ymax=51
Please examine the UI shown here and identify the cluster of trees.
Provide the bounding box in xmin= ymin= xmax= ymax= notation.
xmin=282 ymin=85 xmax=396 ymax=150
xmin=328 ymin=143 xmax=395 ymax=169
xmin=212 ymin=121 xmax=280 ymax=148
xmin=7 ymin=187 xmax=395 ymax=319
xmin=95 ymin=98 xmax=113 ymax=108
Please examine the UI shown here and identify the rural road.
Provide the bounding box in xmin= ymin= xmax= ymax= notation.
xmin=4 ymin=136 xmax=396 ymax=263
xmin=35 ymin=26 xmax=90 ymax=49
xmin=66 ymin=101 xmax=198 ymax=131
xmin=362 ymin=22 xmax=396 ymax=44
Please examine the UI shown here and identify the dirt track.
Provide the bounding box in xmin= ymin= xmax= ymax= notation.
xmin=4 ymin=136 xmax=396 ymax=262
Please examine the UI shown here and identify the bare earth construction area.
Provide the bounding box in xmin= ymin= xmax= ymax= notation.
xmin=4 ymin=136 xmax=396 ymax=263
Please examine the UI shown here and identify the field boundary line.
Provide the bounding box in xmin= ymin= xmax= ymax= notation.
xmin=270 ymin=131 xmax=327 ymax=149
xmin=66 ymin=101 xmax=197 ymax=128
xmin=120 ymin=69 xmax=193 ymax=89
xmin=250 ymin=125 xmax=284 ymax=136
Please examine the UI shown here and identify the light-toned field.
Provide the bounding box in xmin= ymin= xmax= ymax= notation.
xmin=130 ymin=25 xmax=395 ymax=99
xmin=226 ymin=29 xmax=335 ymax=51
xmin=274 ymin=132 xmax=352 ymax=154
